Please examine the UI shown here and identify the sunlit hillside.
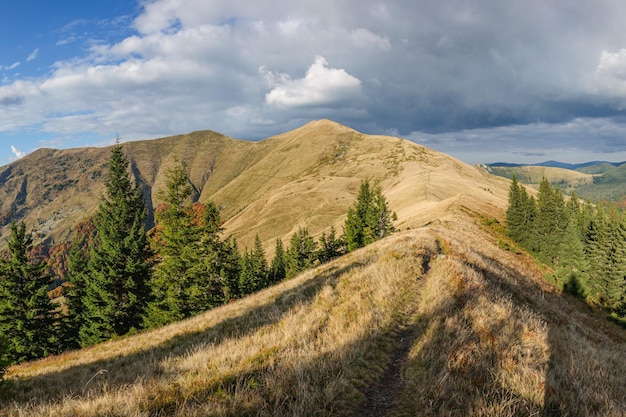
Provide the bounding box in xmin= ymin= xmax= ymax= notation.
xmin=0 ymin=119 xmax=509 ymax=252
xmin=2 ymin=209 xmax=624 ymax=416
xmin=1 ymin=120 xmax=623 ymax=416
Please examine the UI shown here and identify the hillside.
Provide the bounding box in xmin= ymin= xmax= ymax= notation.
xmin=2 ymin=207 xmax=624 ymax=416
xmin=488 ymin=162 xmax=626 ymax=202
xmin=0 ymin=120 xmax=624 ymax=416
xmin=0 ymin=119 xmax=509 ymax=252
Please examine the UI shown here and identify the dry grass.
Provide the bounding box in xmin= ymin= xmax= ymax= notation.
xmin=2 ymin=211 xmax=624 ymax=416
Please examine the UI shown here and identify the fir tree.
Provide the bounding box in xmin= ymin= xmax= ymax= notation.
xmin=146 ymin=164 xmax=228 ymax=326
xmin=317 ymin=226 xmax=344 ymax=264
xmin=344 ymin=180 xmax=395 ymax=252
xmin=0 ymin=222 xmax=57 ymax=363
xmin=239 ymin=235 xmax=269 ymax=295
xmin=285 ymin=228 xmax=317 ymax=278
xmin=80 ymin=141 xmax=153 ymax=346
xmin=534 ymin=177 xmax=567 ymax=263
xmin=60 ymin=238 xmax=89 ymax=350
xmin=269 ymin=238 xmax=286 ymax=284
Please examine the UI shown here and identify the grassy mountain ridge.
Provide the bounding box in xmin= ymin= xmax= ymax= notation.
xmin=1 ymin=120 xmax=624 ymax=415
xmin=3 ymin=210 xmax=624 ymax=416
xmin=0 ymin=119 xmax=509 ymax=252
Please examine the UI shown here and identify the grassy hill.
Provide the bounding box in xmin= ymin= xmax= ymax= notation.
xmin=488 ymin=162 xmax=626 ymax=202
xmin=2 ymin=211 xmax=624 ymax=416
xmin=1 ymin=120 xmax=624 ymax=415
xmin=0 ymin=119 xmax=507 ymax=252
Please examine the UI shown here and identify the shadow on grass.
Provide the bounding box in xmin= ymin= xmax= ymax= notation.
xmin=0 ymin=261 xmax=365 ymax=406
xmin=389 ymin=248 xmax=623 ymax=417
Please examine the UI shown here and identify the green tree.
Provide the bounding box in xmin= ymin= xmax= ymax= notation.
xmin=0 ymin=222 xmax=57 ymax=363
xmin=80 ymin=142 xmax=153 ymax=346
xmin=146 ymin=164 xmax=227 ymax=326
xmin=534 ymin=177 xmax=567 ymax=263
xmin=344 ymin=180 xmax=395 ymax=252
xmin=269 ymin=238 xmax=286 ymax=284
xmin=285 ymin=228 xmax=317 ymax=278
xmin=557 ymin=218 xmax=589 ymax=297
xmin=221 ymin=237 xmax=242 ymax=300
xmin=60 ymin=238 xmax=89 ymax=350
xmin=317 ymin=226 xmax=344 ymax=264
xmin=239 ymin=235 xmax=269 ymax=295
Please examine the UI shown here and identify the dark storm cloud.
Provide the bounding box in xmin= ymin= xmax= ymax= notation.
xmin=3 ymin=0 xmax=626 ymax=163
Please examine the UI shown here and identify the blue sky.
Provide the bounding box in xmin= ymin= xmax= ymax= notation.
xmin=3 ymin=1 xmax=626 ymax=166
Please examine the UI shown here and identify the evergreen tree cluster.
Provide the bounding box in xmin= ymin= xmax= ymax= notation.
xmin=506 ymin=176 xmax=626 ymax=320
xmin=0 ymin=139 xmax=396 ymax=375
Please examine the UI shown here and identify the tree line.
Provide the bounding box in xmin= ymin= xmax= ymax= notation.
xmin=0 ymin=144 xmax=396 ymax=376
xmin=507 ymin=176 xmax=626 ymax=323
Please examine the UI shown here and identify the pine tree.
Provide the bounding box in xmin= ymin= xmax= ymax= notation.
xmin=0 ymin=222 xmax=57 ymax=363
xmin=60 ymin=238 xmax=89 ymax=350
xmin=221 ymin=237 xmax=242 ymax=300
xmin=557 ymin=218 xmax=589 ymax=297
xmin=239 ymin=236 xmax=269 ymax=295
xmin=344 ymin=180 xmax=395 ymax=252
xmin=80 ymin=141 xmax=153 ymax=346
xmin=285 ymin=228 xmax=317 ymax=278
xmin=269 ymin=238 xmax=286 ymax=284
xmin=317 ymin=226 xmax=344 ymax=264
xmin=146 ymin=164 xmax=228 ymax=326
xmin=534 ymin=177 xmax=567 ymax=263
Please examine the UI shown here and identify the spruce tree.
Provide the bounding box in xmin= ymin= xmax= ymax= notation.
xmin=145 ymin=162 xmax=196 ymax=327
xmin=269 ymin=238 xmax=286 ymax=284
xmin=0 ymin=222 xmax=57 ymax=363
xmin=60 ymin=238 xmax=89 ymax=350
xmin=534 ymin=177 xmax=567 ymax=263
xmin=221 ymin=237 xmax=242 ymax=300
xmin=146 ymin=164 xmax=227 ymax=326
xmin=344 ymin=180 xmax=395 ymax=252
xmin=506 ymin=175 xmax=525 ymax=242
xmin=80 ymin=141 xmax=152 ymax=346
xmin=318 ymin=226 xmax=344 ymax=264
xmin=557 ymin=218 xmax=589 ymax=297
xmin=239 ymin=236 xmax=269 ymax=295
xmin=285 ymin=228 xmax=317 ymax=278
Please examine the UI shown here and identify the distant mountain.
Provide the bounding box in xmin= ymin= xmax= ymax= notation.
xmin=487 ymin=159 xmax=626 ymax=201
xmin=489 ymin=160 xmax=625 ymax=170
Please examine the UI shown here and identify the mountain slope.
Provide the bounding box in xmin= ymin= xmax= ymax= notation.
xmin=1 ymin=120 xmax=624 ymax=415
xmin=3 ymin=211 xmax=624 ymax=416
xmin=0 ymin=119 xmax=509 ymax=251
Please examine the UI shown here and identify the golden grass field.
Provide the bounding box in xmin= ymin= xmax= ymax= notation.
xmin=2 ymin=207 xmax=625 ymax=416
xmin=1 ymin=120 xmax=624 ymax=416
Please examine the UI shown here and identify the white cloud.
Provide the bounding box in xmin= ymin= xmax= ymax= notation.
xmin=11 ymin=145 xmax=25 ymax=159
xmin=26 ymin=48 xmax=39 ymax=62
xmin=265 ymin=56 xmax=362 ymax=107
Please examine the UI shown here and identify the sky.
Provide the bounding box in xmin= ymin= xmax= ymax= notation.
xmin=3 ymin=1 xmax=626 ymax=166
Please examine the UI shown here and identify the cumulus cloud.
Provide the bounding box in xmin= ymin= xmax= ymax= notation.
xmin=3 ymin=0 xmax=626 ymax=163
xmin=264 ymin=56 xmax=362 ymax=107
